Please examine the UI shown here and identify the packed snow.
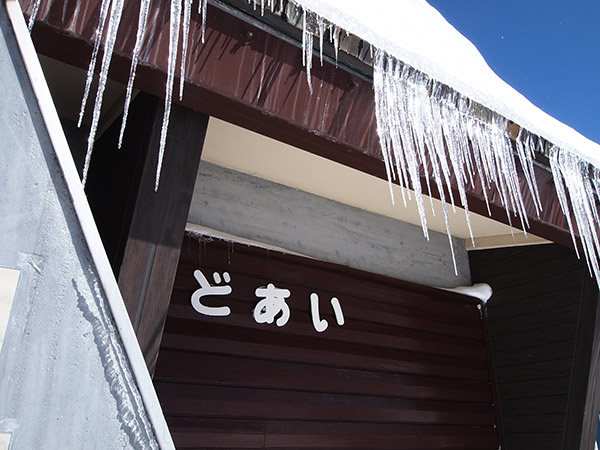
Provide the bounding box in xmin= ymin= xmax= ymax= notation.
xmin=442 ymin=283 xmax=493 ymax=304
xmin=26 ymin=0 xmax=600 ymax=284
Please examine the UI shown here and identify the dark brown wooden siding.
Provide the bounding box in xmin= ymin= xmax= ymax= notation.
xmin=154 ymin=232 xmax=502 ymax=449
xmin=469 ymin=244 xmax=599 ymax=450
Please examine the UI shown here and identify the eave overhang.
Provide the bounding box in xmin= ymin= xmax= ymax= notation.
xmin=20 ymin=0 xmax=574 ymax=248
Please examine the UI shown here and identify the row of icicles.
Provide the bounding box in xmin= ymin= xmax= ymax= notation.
xmin=25 ymin=0 xmax=600 ymax=285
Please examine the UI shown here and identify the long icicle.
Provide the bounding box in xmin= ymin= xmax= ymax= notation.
xmin=372 ymin=48 xmax=540 ymax=275
xmin=81 ymin=0 xmax=125 ymax=185
xmin=199 ymin=0 xmax=208 ymax=43
xmin=27 ymin=0 xmax=42 ymax=31
xmin=118 ymin=0 xmax=151 ymax=148
xmin=301 ymin=9 xmax=314 ymax=93
xmin=179 ymin=0 xmax=193 ymax=100
xmin=77 ymin=0 xmax=112 ymax=129
xmin=155 ymin=0 xmax=182 ymax=191
xmin=550 ymin=148 xmax=600 ymax=281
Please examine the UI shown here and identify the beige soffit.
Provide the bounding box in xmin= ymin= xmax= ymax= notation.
xmin=201 ymin=117 xmax=548 ymax=250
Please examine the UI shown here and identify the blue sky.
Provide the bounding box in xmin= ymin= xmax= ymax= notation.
xmin=425 ymin=0 xmax=600 ymax=145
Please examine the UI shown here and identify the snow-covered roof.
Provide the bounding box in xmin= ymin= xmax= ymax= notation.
xmin=295 ymin=0 xmax=600 ymax=167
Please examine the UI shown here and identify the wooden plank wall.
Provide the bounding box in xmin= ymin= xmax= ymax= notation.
xmin=469 ymin=244 xmax=598 ymax=450
xmin=153 ymin=232 xmax=502 ymax=449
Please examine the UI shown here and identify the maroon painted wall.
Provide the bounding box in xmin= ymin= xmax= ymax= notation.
xmin=154 ymin=232 xmax=502 ymax=449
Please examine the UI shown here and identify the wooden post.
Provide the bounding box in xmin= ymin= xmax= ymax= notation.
xmin=563 ymin=275 xmax=600 ymax=450
xmin=85 ymin=93 xmax=208 ymax=373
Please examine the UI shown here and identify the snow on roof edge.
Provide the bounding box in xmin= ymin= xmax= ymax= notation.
xmin=294 ymin=0 xmax=600 ymax=168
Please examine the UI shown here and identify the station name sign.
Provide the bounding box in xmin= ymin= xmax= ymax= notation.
xmin=190 ymin=269 xmax=345 ymax=333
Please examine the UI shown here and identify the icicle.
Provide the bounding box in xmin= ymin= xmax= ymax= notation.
xmin=317 ymin=16 xmax=325 ymax=66
xmin=301 ymin=9 xmax=315 ymax=93
xmin=77 ymin=0 xmax=112 ymax=129
xmin=372 ymin=51 xmax=396 ymax=206
xmin=256 ymin=44 xmax=267 ymax=101
xmin=466 ymin=118 xmax=491 ymax=216
xmin=179 ymin=0 xmax=193 ymax=100
xmin=329 ymin=24 xmax=339 ymax=65
xmin=81 ymin=0 xmax=125 ymax=185
xmin=437 ymin=87 xmax=475 ymax=246
xmin=374 ymin=51 xmax=430 ymax=238
xmin=592 ymin=168 xmax=600 ymax=212
xmin=550 ymin=147 xmax=581 ymax=257
xmin=27 ymin=0 xmax=42 ymax=32
xmin=515 ymin=129 xmax=543 ymax=215
xmin=155 ymin=0 xmax=182 ymax=191
xmin=372 ymin=48 xmax=541 ymax=274
xmin=550 ymin=148 xmax=600 ymax=283
xmin=199 ymin=0 xmax=208 ymax=43
xmin=118 ymin=0 xmax=151 ymax=148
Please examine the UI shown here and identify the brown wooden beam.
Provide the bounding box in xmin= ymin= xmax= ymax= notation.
xmin=23 ymin=0 xmax=574 ymax=248
xmin=86 ymin=93 xmax=209 ymax=373
xmin=121 ymin=100 xmax=208 ymax=373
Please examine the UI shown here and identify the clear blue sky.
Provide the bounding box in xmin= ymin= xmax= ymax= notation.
xmin=425 ymin=0 xmax=600 ymax=145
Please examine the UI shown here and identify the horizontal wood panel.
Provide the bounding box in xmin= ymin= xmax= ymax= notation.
xmin=155 ymin=233 xmax=500 ymax=448
xmin=268 ymin=420 xmax=498 ymax=449
xmin=489 ymin=304 xmax=580 ymax=337
xmin=495 ymin=358 xmax=574 ymax=383
xmin=155 ymin=383 xmax=496 ymax=426
xmin=503 ymin=432 xmax=563 ymax=450
xmin=487 ymin=288 xmax=582 ymax=321
xmin=500 ymin=395 xmax=569 ymax=416
xmin=160 ymin=326 xmax=490 ymax=381
xmin=497 ymin=377 xmax=571 ymax=400
xmin=154 ymin=350 xmax=493 ymax=402
xmin=501 ymin=414 xmax=566 ymax=434
xmin=166 ymin=301 xmax=487 ymax=361
xmin=469 ymin=245 xmax=577 ymax=274
xmin=485 ymin=269 xmax=584 ymax=305
xmin=474 ymin=258 xmax=583 ymax=294
xmin=490 ymin=322 xmax=578 ymax=352
xmin=167 ymin=418 xmax=499 ymax=449
xmin=493 ymin=341 xmax=576 ymax=367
